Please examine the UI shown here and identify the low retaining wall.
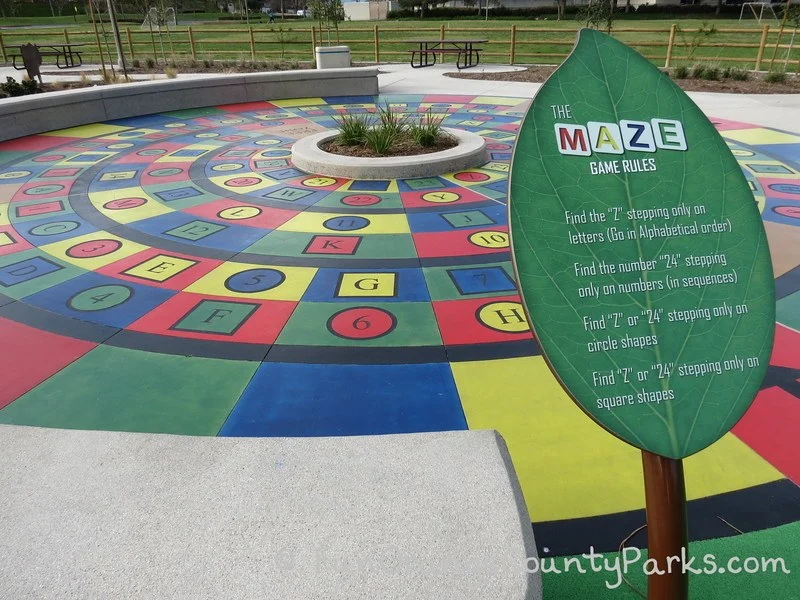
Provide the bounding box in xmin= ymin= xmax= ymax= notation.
xmin=0 ymin=67 xmax=379 ymax=142
xmin=0 ymin=425 xmax=542 ymax=599
xmin=292 ymin=127 xmax=487 ymax=180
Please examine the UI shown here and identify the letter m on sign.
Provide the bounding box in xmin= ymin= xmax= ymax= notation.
xmin=554 ymin=124 xmax=591 ymax=156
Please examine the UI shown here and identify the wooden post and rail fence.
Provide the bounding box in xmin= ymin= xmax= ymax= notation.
xmin=0 ymin=23 xmax=797 ymax=72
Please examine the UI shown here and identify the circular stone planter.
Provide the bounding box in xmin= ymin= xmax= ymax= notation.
xmin=291 ymin=127 xmax=487 ymax=180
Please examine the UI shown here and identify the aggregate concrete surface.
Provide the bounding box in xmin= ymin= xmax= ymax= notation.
xmin=0 ymin=425 xmax=542 ymax=599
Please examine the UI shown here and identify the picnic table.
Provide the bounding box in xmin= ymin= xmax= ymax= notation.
xmin=406 ymin=39 xmax=487 ymax=70
xmin=8 ymin=42 xmax=85 ymax=70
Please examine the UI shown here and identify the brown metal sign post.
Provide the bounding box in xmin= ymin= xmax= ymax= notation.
xmin=643 ymin=452 xmax=688 ymax=599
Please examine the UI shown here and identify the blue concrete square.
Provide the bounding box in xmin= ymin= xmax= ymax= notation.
xmin=0 ymin=256 xmax=63 ymax=287
xmin=25 ymin=271 xmax=174 ymax=328
xmin=219 ymin=362 xmax=467 ymax=437
xmin=155 ymin=186 xmax=204 ymax=202
xmin=349 ymin=180 xmax=391 ymax=192
xmin=19 ymin=214 xmax=97 ymax=245
xmin=171 ymin=148 xmax=208 ymax=158
xmin=133 ymin=212 xmax=268 ymax=252
xmin=448 ymin=265 xmax=516 ymax=295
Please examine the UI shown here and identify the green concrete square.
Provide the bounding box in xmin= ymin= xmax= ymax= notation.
xmin=264 ymin=187 xmax=312 ymax=202
xmin=0 ymin=346 xmax=258 ymax=435
xmin=777 ymin=291 xmax=800 ymax=331
xmin=441 ymin=210 xmax=494 ymax=229
xmin=403 ymin=177 xmax=443 ymax=190
xmin=163 ymin=107 xmax=224 ymax=118
xmin=277 ymin=301 xmax=442 ymax=347
xmin=164 ymin=219 xmax=227 ymax=241
xmin=424 ymin=261 xmax=515 ymax=300
xmin=172 ymin=299 xmax=259 ymax=335
xmin=246 ymin=231 xmax=419 ymax=260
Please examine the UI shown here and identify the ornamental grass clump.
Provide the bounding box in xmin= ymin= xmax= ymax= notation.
xmin=363 ymin=126 xmax=397 ymax=155
xmin=333 ymin=112 xmax=372 ymax=146
xmin=327 ymin=103 xmax=456 ymax=158
xmin=410 ymin=109 xmax=446 ymax=147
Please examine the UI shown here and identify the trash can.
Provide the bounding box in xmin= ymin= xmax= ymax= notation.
xmin=315 ymin=45 xmax=351 ymax=69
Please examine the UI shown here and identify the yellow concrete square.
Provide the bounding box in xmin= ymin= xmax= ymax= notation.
xmin=89 ymin=188 xmax=172 ymax=224
xmin=157 ymin=144 xmax=218 ymax=163
xmin=56 ymin=152 xmax=115 ymax=166
xmin=272 ymin=97 xmax=326 ymax=108
xmin=185 ymin=263 xmax=317 ymax=300
xmin=337 ymin=272 xmax=397 ymax=298
xmin=40 ymin=232 xmax=146 ymax=270
xmin=330 ymin=104 xmax=375 ymax=110
xmin=100 ymin=128 xmax=161 ymax=140
xmin=99 ymin=170 xmax=137 ymax=182
xmin=476 ymin=128 xmax=515 ymax=141
xmin=742 ymin=160 xmax=798 ymax=179
xmin=0 ymin=231 xmax=15 ymax=247
xmin=45 ymin=124 xmax=131 ymax=138
xmin=451 ymin=356 xmax=783 ymax=523
xmin=209 ymin=173 xmax=278 ymax=193
xmin=723 ymin=128 xmax=800 ymax=145
xmin=483 ymin=161 xmax=510 ymax=173
xmin=0 ymin=202 xmax=10 ymax=226
xmin=124 ymin=254 xmax=197 ymax=282
xmin=277 ymin=212 xmax=409 ymax=235
xmin=459 ymin=120 xmax=485 ymax=127
xmin=472 ymin=96 xmax=522 ymax=106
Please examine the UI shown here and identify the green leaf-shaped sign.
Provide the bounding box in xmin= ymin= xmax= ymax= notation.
xmin=509 ymin=29 xmax=775 ymax=459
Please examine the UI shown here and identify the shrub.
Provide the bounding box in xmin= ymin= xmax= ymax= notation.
xmin=168 ymin=59 xmax=178 ymax=69
xmin=203 ymin=59 xmax=213 ymax=69
xmin=701 ymin=66 xmax=720 ymax=81
xmin=334 ymin=112 xmax=372 ymax=146
xmin=145 ymin=57 xmax=156 ymax=69
xmin=363 ymin=126 xmax=397 ymax=155
xmin=5 ymin=77 xmax=43 ymax=96
xmin=409 ymin=108 xmax=445 ymax=147
xmin=728 ymin=68 xmax=749 ymax=81
xmin=673 ymin=65 xmax=689 ymax=79
xmin=690 ymin=64 xmax=706 ymax=79
xmin=765 ymin=71 xmax=786 ymax=83
xmin=165 ymin=67 xmax=178 ymax=79
xmin=132 ymin=59 xmax=141 ymax=68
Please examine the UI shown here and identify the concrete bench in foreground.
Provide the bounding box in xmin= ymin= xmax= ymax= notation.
xmin=0 ymin=426 xmax=542 ymax=599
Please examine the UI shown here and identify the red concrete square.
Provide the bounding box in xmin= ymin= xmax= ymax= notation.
xmin=128 ymin=292 xmax=296 ymax=345
xmin=0 ymin=317 xmax=96 ymax=410
xmin=303 ymin=235 xmax=362 ymax=255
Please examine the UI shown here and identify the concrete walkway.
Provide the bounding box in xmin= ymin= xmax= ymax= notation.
xmin=377 ymin=63 xmax=800 ymax=135
xmin=1 ymin=61 xmax=797 ymax=134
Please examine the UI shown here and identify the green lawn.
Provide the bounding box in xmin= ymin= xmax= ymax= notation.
xmin=0 ymin=17 xmax=796 ymax=71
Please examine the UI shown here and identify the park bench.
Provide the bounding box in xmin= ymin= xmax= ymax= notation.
xmin=407 ymin=39 xmax=486 ymax=70
xmin=7 ymin=42 xmax=85 ymax=82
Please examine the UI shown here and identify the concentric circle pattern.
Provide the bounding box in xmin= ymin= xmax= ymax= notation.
xmin=0 ymin=95 xmax=798 ymax=554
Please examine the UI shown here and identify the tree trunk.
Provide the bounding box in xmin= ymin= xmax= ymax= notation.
xmin=558 ymin=0 xmax=565 ymax=21
xmin=625 ymin=0 xmax=631 ymax=13
xmin=716 ymin=0 xmax=722 ymax=16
